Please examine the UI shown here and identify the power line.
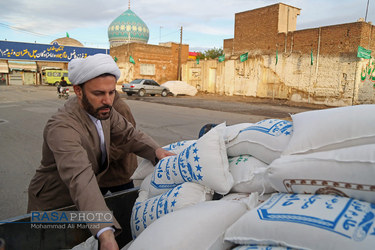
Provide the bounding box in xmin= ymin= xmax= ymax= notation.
xmin=0 ymin=22 xmax=52 ymax=38
xmin=0 ymin=22 xmax=109 ymax=48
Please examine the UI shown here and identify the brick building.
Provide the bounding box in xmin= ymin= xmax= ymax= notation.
xmin=183 ymin=3 xmax=375 ymax=106
xmin=0 ymin=6 xmax=188 ymax=86
xmin=107 ymin=6 xmax=189 ymax=84
xmin=110 ymin=42 xmax=188 ymax=84
xmin=224 ymin=3 xmax=375 ymax=58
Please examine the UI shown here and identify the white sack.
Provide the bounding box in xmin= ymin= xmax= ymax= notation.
xmin=224 ymin=193 xmax=375 ymax=249
xmin=161 ymin=80 xmax=198 ymax=96
xmin=71 ymin=236 xmax=98 ymax=250
xmin=229 ymin=155 xmax=275 ymax=194
xmin=129 ymin=200 xmax=248 ymax=250
xmin=135 ymin=173 xmax=153 ymax=203
xmin=131 ymin=140 xmax=196 ymax=180
xmin=282 ymin=104 xmax=375 ymax=155
xmin=224 ymin=123 xmax=254 ymax=142
xmin=149 ymin=123 xmax=233 ymax=197
xmin=130 ymin=182 xmax=213 ymax=238
xmin=120 ymin=240 xmax=133 ymax=250
xmin=221 ymin=193 xmax=273 ymax=207
xmin=232 ymin=245 xmax=298 ymax=250
xmin=267 ymin=144 xmax=375 ymax=203
xmin=226 ymin=119 xmax=293 ymax=164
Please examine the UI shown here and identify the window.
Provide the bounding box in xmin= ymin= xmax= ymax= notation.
xmin=150 ymin=81 xmax=159 ymax=86
xmin=140 ymin=64 xmax=155 ymax=76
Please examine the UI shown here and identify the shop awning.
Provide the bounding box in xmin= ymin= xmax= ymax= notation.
xmin=41 ymin=66 xmax=63 ymax=71
xmin=0 ymin=60 xmax=9 ymax=73
xmin=8 ymin=61 xmax=37 ymax=72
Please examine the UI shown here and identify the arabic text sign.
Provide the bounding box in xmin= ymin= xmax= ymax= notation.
xmin=0 ymin=41 xmax=108 ymax=62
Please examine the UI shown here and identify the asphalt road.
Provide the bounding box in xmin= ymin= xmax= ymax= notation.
xmin=0 ymin=85 xmax=323 ymax=220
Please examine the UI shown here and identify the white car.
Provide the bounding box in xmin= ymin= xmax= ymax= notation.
xmin=122 ymin=79 xmax=170 ymax=97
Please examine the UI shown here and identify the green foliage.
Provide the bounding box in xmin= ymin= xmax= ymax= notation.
xmin=196 ymin=47 xmax=223 ymax=60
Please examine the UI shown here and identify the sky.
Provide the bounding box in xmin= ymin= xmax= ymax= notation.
xmin=0 ymin=0 xmax=374 ymax=52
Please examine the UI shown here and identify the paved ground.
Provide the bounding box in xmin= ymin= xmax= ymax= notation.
xmin=119 ymin=91 xmax=329 ymax=120
xmin=0 ymin=84 xmax=329 ymax=219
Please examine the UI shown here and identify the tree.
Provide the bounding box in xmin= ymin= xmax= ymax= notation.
xmin=195 ymin=47 xmax=223 ymax=60
xmin=204 ymin=47 xmax=223 ymax=59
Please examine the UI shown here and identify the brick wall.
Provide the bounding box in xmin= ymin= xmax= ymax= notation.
xmin=234 ymin=4 xmax=280 ymax=53
xmin=110 ymin=42 xmax=189 ymax=84
xmin=223 ymin=39 xmax=234 ymax=57
xmin=226 ymin=3 xmax=375 ymax=58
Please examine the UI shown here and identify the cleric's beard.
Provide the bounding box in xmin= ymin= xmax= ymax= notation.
xmin=82 ymin=91 xmax=111 ymax=120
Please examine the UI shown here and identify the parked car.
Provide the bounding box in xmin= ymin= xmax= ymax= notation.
xmin=122 ymin=79 xmax=170 ymax=97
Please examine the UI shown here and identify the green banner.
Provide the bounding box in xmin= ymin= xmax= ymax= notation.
xmin=357 ymin=46 xmax=372 ymax=59
xmin=311 ymin=49 xmax=313 ymax=65
xmin=275 ymin=50 xmax=278 ymax=65
xmin=218 ymin=54 xmax=225 ymax=62
xmin=240 ymin=52 xmax=248 ymax=62
xmin=196 ymin=58 xmax=200 ymax=64
xmin=129 ymin=55 xmax=135 ymax=64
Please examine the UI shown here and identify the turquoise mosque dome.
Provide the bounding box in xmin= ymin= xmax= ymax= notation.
xmin=108 ymin=8 xmax=149 ymax=47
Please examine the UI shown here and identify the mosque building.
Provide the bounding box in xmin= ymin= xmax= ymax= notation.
xmin=108 ymin=7 xmax=150 ymax=47
xmin=0 ymin=1 xmax=188 ymax=86
xmin=107 ymin=3 xmax=189 ymax=84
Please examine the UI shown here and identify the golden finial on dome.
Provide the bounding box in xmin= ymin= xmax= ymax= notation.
xmin=128 ymin=0 xmax=130 ymax=9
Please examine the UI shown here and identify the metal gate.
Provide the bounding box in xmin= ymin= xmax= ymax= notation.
xmin=24 ymin=72 xmax=36 ymax=85
xmin=9 ymin=71 xmax=23 ymax=85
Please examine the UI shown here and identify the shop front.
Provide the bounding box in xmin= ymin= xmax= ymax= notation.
xmin=0 ymin=61 xmax=8 ymax=85
xmin=8 ymin=61 xmax=37 ymax=85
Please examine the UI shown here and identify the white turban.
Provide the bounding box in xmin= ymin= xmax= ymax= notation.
xmin=68 ymin=53 xmax=121 ymax=85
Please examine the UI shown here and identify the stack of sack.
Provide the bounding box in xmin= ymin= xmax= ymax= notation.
xmin=125 ymin=104 xmax=375 ymax=250
xmin=75 ymin=104 xmax=375 ymax=250
xmin=266 ymin=104 xmax=375 ymax=203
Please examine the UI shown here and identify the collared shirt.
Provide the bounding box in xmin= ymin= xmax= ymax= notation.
xmin=88 ymin=113 xmax=107 ymax=165
xmin=88 ymin=113 xmax=113 ymax=238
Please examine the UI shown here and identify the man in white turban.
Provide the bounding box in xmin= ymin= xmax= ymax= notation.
xmin=27 ymin=54 xmax=174 ymax=249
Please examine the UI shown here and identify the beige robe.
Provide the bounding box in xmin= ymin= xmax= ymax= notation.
xmin=27 ymin=96 xmax=159 ymax=235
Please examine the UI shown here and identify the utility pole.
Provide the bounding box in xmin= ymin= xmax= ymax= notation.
xmin=159 ymin=26 xmax=163 ymax=43
xmin=365 ymin=0 xmax=370 ymax=21
xmin=177 ymin=26 xmax=183 ymax=80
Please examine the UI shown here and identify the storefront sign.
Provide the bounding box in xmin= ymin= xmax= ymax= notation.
xmin=0 ymin=41 xmax=108 ymax=62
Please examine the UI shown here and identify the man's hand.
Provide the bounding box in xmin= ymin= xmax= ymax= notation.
xmin=155 ymin=147 xmax=176 ymax=160
xmin=98 ymin=230 xmax=119 ymax=250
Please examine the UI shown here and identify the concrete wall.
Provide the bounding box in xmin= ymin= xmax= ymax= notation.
xmin=182 ymin=52 xmax=375 ymax=106
xmin=207 ymin=3 xmax=375 ymax=106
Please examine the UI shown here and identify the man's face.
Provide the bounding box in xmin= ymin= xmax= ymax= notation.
xmin=74 ymin=75 xmax=117 ymax=120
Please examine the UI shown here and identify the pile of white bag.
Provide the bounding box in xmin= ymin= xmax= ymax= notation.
xmin=161 ymin=80 xmax=198 ymax=96
xmin=125 ymin=104 xmax=375 ymax=250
